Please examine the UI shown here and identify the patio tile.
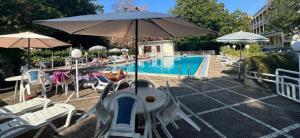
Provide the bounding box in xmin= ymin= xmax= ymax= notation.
xmin=207 ymin=79 xmax=240 ymax=88
xmin=288 ymin=127 xmax=300 ymax=137
xmin=274 ymin=135 xmax=289 ymax=138
xmin=67 ymin=97 xmax=99 ymax=112
xmin=156 ymin=117 xmax=222 ymax=138
xmin=178 ymin=94 xmax=224 ymax=113
xmin=261 ymin=96 xmax=300 ymax=112
xmin=205 ymin=89 xmax=252 ymax=105
xmin=223 ymin=77 xmax=244 ymax=85
xmin=185 ymin=82 xmax=220 ymax=93
xmin=168 ymin=85 xmax=196 ymax=96
xmin=228 ymin=86 xmax=275 ymax=99
xmin=200 ymin=108 xmax=274 ymax=138
xmin=234 ymin=101 xmax=296 ymax=129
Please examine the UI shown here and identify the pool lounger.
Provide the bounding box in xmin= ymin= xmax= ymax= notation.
xmin=0 ymin=98 xmax=51 ymax=118
xmin=0 ymin=103 xmax=75 ymax=138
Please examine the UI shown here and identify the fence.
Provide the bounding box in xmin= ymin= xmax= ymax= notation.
xmin=176 ymin=50 xmax=215 ymax=55
xmin=245 ymin=69 xmax=300 ymax=103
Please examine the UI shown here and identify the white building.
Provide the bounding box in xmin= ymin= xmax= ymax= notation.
xmin=138 ymin=40 xmax=175 ymax=57
xmin=251 ymin=0 xmax=292 ymax=48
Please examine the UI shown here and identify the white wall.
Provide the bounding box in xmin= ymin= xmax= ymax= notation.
xmin=139 ymin=41 xmax=175 ymax=57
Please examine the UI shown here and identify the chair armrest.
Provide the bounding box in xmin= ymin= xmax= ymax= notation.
xmin=93 ymin=118 xmax=112 ymax=138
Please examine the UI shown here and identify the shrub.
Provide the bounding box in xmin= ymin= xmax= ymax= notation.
xmin=244 ymin=53 xmax=297 ymax=74
xmin=220 ymin=43 xmax=263 ymax=58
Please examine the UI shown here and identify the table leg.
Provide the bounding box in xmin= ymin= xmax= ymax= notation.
xmin=14 ymin=81 xmax=18 ymax=100
xmin=148 ymin=112 xmax=153 ymax=138
xmin=19 ymin=87 xmax=23 ymax=102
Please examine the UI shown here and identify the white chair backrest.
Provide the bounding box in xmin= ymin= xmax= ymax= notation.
xmin=130 ymin=79 xmax=155 ymax=88
xmin=114 ymin=78 xmax=129 ymax=91
xmin=166 ymin=81 xmax=180 ymax=106
xmin=24 ymin=69 xmax=44 ymax=84
xmin=107 ymin=92 xmax=148 ymax=137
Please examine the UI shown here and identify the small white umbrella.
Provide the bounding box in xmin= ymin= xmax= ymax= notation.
xmin=109 ymin=48 xmax=120 ymax=52
xmin=89 ymin=45 xmax=107 ymax=58
xmin=109 ymin=48 xmax=121 ymax=55
xmin=216 ymin=31 xmax=269 ymax=80
xmin=88 ymin=45 xmax=106 ymax=51
xmin=216 ymin=31 xmax=269 ymax=43
xmin=121 ymin=48 xmax=129 ymax=52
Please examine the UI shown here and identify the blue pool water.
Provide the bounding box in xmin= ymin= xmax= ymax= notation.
xmin=110 ymin=56 xmax=205 ymax=76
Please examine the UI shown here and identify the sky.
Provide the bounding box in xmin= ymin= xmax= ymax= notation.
xmin=98 ymin=0 xmax=268 ymax=16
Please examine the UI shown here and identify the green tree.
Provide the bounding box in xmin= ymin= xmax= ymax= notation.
xmin=266 ymin=0 xmax=300 ymax=36
xmin=0 ymin=0 xmax=104 ymax=82
xmin=171 ymin=0 xmax=251 ymax=36
xmin=171 ymin=0 xmax=252 ymax=52
xmin=0 ymin=0 xmax=104 ymax=34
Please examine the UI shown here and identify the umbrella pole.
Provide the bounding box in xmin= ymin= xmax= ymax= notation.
xmin=52 ymin=51 xmax=54 ymax=69
xmin=135 ymin=19 xmax=138 ymax=94
xmin=27 ymin=38 xmax=30 ymax=68
xmin=239 ymin=44 xmax=242 ymax=80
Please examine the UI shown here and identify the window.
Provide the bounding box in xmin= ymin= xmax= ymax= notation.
xmin=144 ymin=46 xmax=152 ymax=53
xmin=156 ymin=46 xmax=161 ymax=52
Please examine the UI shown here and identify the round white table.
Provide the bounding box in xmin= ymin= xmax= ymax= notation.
xmin=103 ymin=87 xmax=168 ymax=138
xmin=5 ymin=76 xmax=23 ymax=101
xmin=103 ymin=87 xmax=168 ymax=114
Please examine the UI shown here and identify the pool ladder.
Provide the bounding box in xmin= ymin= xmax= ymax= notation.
xmin=178 ymin=65 xmax=182 ymax=79
xmin=178 ymin=64 xmax=191 ymax=79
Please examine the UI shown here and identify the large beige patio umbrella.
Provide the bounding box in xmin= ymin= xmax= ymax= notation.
xmin=0 ymin=31 xmax=70 ymax=65
xmin=35 ymin=11 xmax=214 ymax=94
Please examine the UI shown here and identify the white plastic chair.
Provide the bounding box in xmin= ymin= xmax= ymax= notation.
xmin=130 ymin=79 xmax=155 ymax=88
xmin=103 ymin=92 xmax=151 ymax=138
xmin=156 ymin=81 xmax=201 ymax=138
xmin=0 ymin=103 xmax=75 ymax=138
xmin=0 ymin=98 xmax=51 ymax=120
xmin=52 ymin=71 xmax=75 ymax=95
xmin=21 ymin=69 xmax=47 ymax=99
xmin=76 ymin=83 xmax=114 ymax=138
xmin=95 ymin=75 xmax=129 ymax=92
xmin=76 ymin=83 xmax=113 ymax=124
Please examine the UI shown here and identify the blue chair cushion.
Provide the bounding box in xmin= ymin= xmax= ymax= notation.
xmin=116 ymin=97 xmax=136 ymax=125
xmin=28 ymin=71 xmax=39 ymax=81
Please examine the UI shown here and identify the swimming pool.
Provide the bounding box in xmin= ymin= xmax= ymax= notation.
xmin=110 ymin=56 xmax=206 ymax=76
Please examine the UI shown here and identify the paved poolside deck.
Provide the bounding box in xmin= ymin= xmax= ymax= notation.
xmin=1 ymin=55 xmax=300 ymax=138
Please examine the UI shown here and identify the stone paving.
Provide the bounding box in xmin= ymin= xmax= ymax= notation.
xmin=1 ymin=56 xmax=300 ymax=138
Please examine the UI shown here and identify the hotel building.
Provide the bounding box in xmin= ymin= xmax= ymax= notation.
xmin=250 ymin=0 xmax=292 ymax=48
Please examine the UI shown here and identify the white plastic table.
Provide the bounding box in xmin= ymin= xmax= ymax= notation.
xmin=103 ymin=87 xmax=168 ymax=138
xmin=103 ymin=87 xmax=168 ymax=114
xmin=5 ymin=76 xmax=23 ymax=101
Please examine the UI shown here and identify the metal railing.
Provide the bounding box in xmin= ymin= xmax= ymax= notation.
xmin=245 ymin=71 xmax=276 ymax=83
xmin=245 ymin=69 xmax=300 ymax=103
xmin=276 ymin=69 xmax=300 ymax=103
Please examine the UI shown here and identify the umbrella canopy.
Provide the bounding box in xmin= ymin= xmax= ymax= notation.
xmin=88 ymin=45 xmax=106 ymax=51
xmin=0 ymin=31 xmax=70 ymax=66
xmin=216 ymin=31 xmax=269 ymax=80
xmin=35 ymin=11 xmax=212 ymax=38
xmin=109 ymin=48 xmax=121 ymax=53
xmin=35 ymin=11 xmax=214 ymax=94
xmin=0 ymin=31 xmax=70 ymax=48
xmin=121 ymin=48 xmax=129 ymax=52
xmin=216 ymin=31 xmax=269 ymax=43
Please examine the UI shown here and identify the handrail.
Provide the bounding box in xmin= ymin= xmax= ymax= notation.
xmin=276 ymin=69 xmax=300 ymax=75
xmin=245 ymin=71 xmax=276 ymax=83
xmin=187 ymin=64 xmax=191 ymax=78
xmin=178 ymin=64 xmax=182 ymax=79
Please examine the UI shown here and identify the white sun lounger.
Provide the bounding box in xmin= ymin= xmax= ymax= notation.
xmin=0 ymin=103 xmax=75 ymax=138
xmin=0 ymin=98 xmax=51 ymax=118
